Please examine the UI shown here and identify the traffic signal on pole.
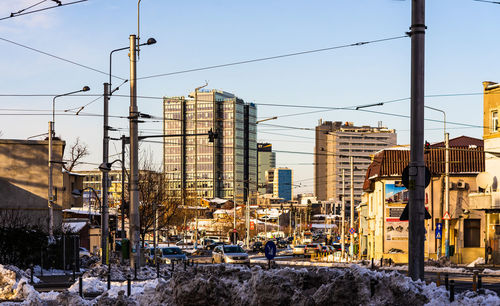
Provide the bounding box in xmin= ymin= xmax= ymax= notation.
xmin=208 ymin=129 xmax=218 ymax=143
xmin=424 ymin=141 xmax=431 ymax=154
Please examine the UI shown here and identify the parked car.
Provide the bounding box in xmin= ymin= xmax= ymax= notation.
xmin=304 ymin=243 xmax=322 ymax=257
xmin=251 ymin=241 xmax=264 ymax=252
xmin=321 ymin=245 xmax=334 ymax=254
xmin=206 ymin=241 xmax=225 ymax=250
xmin=212 ymin=245 xmax=250 ymax=265
xmin=292 ymin=245 xmax=306 ymax=257
xmin=149 ymin=246 xmax=187 ymax=264
xmin=175 ymin=241 xmax=194 ymax=249
xmin=276 ymin=239 xmax=288 ymax=249
xmin=79 ymin=247 xmax=91 ymax=259
xmin=332 ymin=243 xmax=342 ymax=252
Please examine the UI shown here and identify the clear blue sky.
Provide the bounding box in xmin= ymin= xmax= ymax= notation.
xmin=0 ymin=0 xmax=498 ymax=193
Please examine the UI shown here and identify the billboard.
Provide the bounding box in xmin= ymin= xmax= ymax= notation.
xmin=385 ymin=182 xmax=408 ymax=241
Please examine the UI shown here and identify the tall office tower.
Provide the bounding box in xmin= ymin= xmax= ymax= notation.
xmin=266 ymin=167 xmax=293 ymax=201
xmin=163 ymin=89 xmax=257 ymax=203
xmin=257 ymin=143 xmax=276 ymax=195
xmin=314 ymin=120 xmax=396 ymax=205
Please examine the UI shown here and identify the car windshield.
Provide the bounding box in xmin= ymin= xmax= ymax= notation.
xmin=223 ymin=246 xmax=245 ymax=253
xmin=161 ymin=247 xmax=183 ymax=255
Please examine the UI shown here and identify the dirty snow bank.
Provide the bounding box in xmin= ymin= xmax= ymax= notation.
xmin=2 ymin=263 xmax=500 ymax=305
xmin=97 ymin=264 xmax=500 ymax=306
xmin=0 ymin=264 xmax=45 ymax=304
xmin=467 ymin=257 xmax=485 ymax=268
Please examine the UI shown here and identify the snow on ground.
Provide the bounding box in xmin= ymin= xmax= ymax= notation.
xmin=2 ymin=263 xmax=500 ymax=305
xmin=0 ymin=264 xmax=44 ymax=304
xmin=467 ymin=257 xmax=486 ymax=268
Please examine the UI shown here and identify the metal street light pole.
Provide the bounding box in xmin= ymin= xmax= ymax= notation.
xmin=350 ymin=156 xmax=354 ymax=260
xmin=424 ymin=105 xmax=448 ymax=259
xmin=341 ymin=168 xmax=345 ymax=259
xmin=49 ymin=86 xmax=89 ymax=243
xmin=106 ymin=38 xmax=154 ymax=266
xmin=128 ymin=34 xmax=156 ymax=268
xmin=129 ymin=34 xmax=140 ymax=268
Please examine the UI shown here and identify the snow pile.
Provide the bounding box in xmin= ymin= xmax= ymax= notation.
xmin=481 ymin=268 xmax=500 ymax=276
xmin=0 ymin=264 xmax=40 ymax=303
xmin=82 ymin=263 xmax=161 ymax=281
xmin=467 ymin=257 xmax=485 ymax=268
xmin=79 ymin=264 xmax=499 ymax=306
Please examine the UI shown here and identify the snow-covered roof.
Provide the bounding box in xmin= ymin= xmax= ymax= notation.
xmin=62 ymin=221 xmax=88 ymax=233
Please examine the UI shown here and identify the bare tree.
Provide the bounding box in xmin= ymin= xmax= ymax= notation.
xmin=137 ymin=157 xmax=182 ymax=246
xmin=64 ymin=137 xmax=90 ymax=171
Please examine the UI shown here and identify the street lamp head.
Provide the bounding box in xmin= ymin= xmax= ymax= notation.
xmin=146 ymin=38 xmax=157 ymax=45
xmin=82 ymin=86 xmax=90 ymax=92
xmin=71 ymin=189 xmax=83 ymax=198
xmin=99 ymin=162 xmax=112 ymax=172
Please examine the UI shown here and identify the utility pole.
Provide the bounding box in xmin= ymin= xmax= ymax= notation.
xmin=120 ymin=135 xmax=126 ymax=264
xmin=350 ymin=156 xmax=354 ymax=260
xmin=408 ymin=0 xmax=426 ymax=281
xmin=48 ymin=121 xmax=54 ymax=242
xmin=341 ymin=169 xmax=345 ymax=259
xmin=444 ymin=132 xmax=450 ymax=258
xmin=101 ymin=82 xmax=110 ymax=265
xmin=129 ymin=34 xmax=141 ymax=268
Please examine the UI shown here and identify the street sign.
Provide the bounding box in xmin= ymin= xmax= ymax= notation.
xmin=435 ymin=223 xmax=442 ymax=239
xmin=443 ymin=212 xmax=451 ymax=220
xmin=399 ymin=204 xmax=432 ymax=221
xmin=402 ymin=165 xmax=431 ymax=189
xmin=264 ymin=241 xmax=277 ymax=260
xmin=349 ymin=227 xmax=356 ymax=235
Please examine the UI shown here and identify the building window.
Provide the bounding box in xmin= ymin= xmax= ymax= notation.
xmin=492 ymin=110 xmax=498 ymax=132
xmin=464 ymin=219 xmax=481 ymax=248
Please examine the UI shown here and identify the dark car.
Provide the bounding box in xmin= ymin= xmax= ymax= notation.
xmin=206 ymin=242 xmax=225 ymax=251
xmin=276 ymin=239 xmax=288 ymax=249
xmin=251 ymin=241 xmax=264 ymax=252
xmin=304 ymin=243 xmax=322 ymax=257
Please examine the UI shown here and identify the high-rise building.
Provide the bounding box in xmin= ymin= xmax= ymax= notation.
xmin=257 ymin=143 xmax=276 ymax=194
xmin=163 ymin=89 xmax=257 ymax=203
xmin=267 ymin=168 xmax=293 ymax=201
xmin=314 ymin=120 xmax=397 ymax=205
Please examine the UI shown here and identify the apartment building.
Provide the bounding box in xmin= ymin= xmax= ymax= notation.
xmin=314 ymin=120 xmax=397 ymax=205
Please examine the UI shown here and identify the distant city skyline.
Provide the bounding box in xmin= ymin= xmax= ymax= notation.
xmin=0 ymin=1 xmax=497 ymax=194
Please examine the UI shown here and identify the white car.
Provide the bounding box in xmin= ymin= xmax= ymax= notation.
xmin=212 ymin=245 xmax=250 ymax=265
xmin=79 ymin=247 xmax=91 ymax=259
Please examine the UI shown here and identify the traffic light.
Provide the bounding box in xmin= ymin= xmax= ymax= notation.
xmin=424 ymin=141 xmax=431 ymax=153
xmin=208 ymin=129 xmax=218 ymax=142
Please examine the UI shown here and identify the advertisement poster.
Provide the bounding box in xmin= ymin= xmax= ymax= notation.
xmin=385 ymin=182 xmax=408 ymax=241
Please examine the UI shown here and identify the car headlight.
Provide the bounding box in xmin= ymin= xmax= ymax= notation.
xmin=164 ymin=258 xmax=171 ymax=264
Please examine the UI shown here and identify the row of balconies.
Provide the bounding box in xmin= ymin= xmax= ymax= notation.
xmin=468 ymin=191 xmax=500 ymax=210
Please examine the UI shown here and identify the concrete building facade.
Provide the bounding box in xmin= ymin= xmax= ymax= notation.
xmin=163 ymin=89 xmax=257 ymax=203
xmin=314 ymin=120 xmax=397 ymax=206
xmin=0 ymin=139 xmax=83 ymax=230
xmin=257 ymin=143 xmax=275 ymax=195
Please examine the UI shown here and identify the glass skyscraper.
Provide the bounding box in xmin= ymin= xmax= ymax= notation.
xmin=163 ymin=89 xmax=257 ymax=203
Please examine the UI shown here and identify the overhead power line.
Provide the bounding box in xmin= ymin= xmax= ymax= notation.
xmin=137 ymin=35 xmax=408 ymax=80
xmin=0 ymin=36 xmax=126 ymax=80
xmin=0 ymin=0 xmax=88 ymax=21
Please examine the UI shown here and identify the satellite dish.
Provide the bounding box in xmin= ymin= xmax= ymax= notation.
xmin=476 ymin=172 xmax=494 ymax=190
